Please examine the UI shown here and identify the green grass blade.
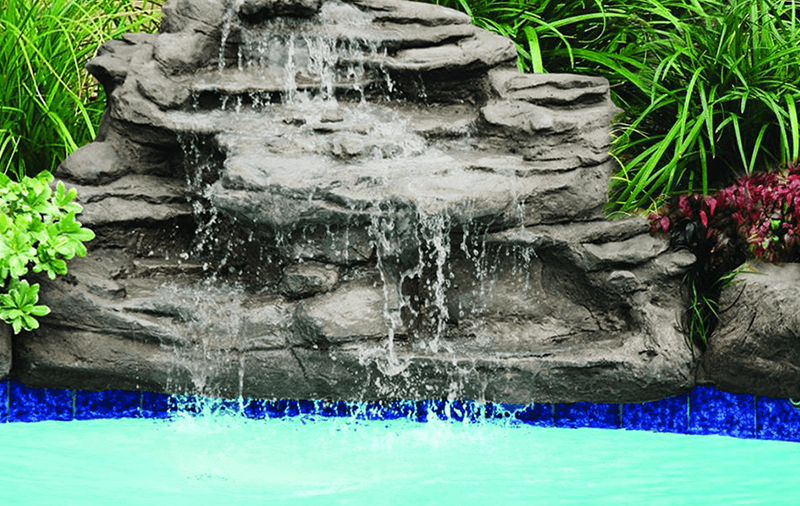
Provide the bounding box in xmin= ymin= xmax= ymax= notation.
xmin=522 ymin=26 xmax=544 ymax=73
xmin=786 ymin=93 xmax=799 ymax=163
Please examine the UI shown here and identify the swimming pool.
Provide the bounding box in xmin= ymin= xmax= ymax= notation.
xmin=2 ymin=379 xmax=799 ymax=505
xmin=2 ymin=414 xmax=799 ymax=505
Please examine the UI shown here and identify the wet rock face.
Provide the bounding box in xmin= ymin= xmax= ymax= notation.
xmin=13 ymin=0 xmax=697 ymax=403
xmin=704 ymin=263 xmax=800 ymax=399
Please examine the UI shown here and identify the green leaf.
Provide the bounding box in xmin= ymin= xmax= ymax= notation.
xmin=21 ymin=313 xmax=38 ymax=331
xmin=0 ymin=309 xmax=22 ymax=321
xmin=55 ymin=180 xmax=82 ymax=213
xmin=29 ymin=305 xmax=50 ymax=317
xmin=786 ymin=93 xmax=799 ymax=164
xmin=522 ymin=26 xmax=544 ymax=73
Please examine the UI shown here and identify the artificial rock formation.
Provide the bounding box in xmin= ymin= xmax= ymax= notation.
xmin=704 ymin=262 xmax=800 ymax=400
xmin=11 ymin=0 xmax=698 ymax=403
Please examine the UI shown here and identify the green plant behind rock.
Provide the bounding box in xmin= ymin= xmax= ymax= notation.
xmin=0 ymin=0 xmax=163 ymax=176
xmin=600 ymin=0 xmax=800 ymax=213
xmin=422 ymin=0 xmax=800 ymax=214
xmin=0 ymin=171 xmax=94 ymax=333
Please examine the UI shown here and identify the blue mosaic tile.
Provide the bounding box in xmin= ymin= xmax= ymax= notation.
xmin=140 ymin=391 xmax=171 ymax=418
xmin=689 ymin=386 xmax=755 ymax=438
xmin=485 ymin=402 xmax=523 ymax=421
xmin=257 ymin=400 xmax=283 ymax=418
xmin=207 ymin=397 xmax=246 ymax=416
xmin=242 ymin=398 xmax=312 ymax=419
xmin=554 ymin=401 xmax=620 ymax=429
xmin=242 ymin=398 xmax=267 ymax=419
xmin=313 ymin=400 xmax=356 ymax=418
xmin=298 ymin=399 xmax=316 ymax=414
xmin=416 ymin=399 xmax=486 ymax=423
xmin=283 ymin=399 xmax=303 ymax=417
xmin=365 ymin=400 xmax=426 ymax=422
xmin=513 ymin=403 xmax=554 ymax=427
xmin=0 ymin=379 xmax=8 ymax=423
xmin=6 ymin=382 xmax=798 ymax=443
xmin=410 ymin=400 xmax=431 ymax=423
xmin=447 ymin=400 xmax=489 ymax=423
xmin=9 ymin=380 xmax=73 ymax=422
xmin=365 ymin=400 xmax=419 ymax=421
xmin=75 ymin=390 xmax=141 ymax=420
xmin=622 ymin=394 xmax=689 ymax=433
xmin=259 ymin=399 xmax=301 ymax=417
xmin=424 ymin=399 xmax=452 ymax=422
xmin=170 ymin=394 xmax=221 ymax=414
xmin=756 ymin=396 xmax=800 ymax=442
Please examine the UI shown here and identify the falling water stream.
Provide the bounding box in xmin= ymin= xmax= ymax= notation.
xmin=165 ymin=0 xmax=511 ymax=394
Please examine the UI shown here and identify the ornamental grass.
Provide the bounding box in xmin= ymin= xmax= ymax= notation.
xmin=0 ymin=0 xmax=163 ymax=178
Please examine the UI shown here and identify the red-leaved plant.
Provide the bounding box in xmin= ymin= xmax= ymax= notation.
xmin=648 ymin=165 xmax=800 ymax=346
xmin=650 ymin=165 xmax=800 ymax=264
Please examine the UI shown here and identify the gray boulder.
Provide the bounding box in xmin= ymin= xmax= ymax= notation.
xmin=703 ymin=262 xmax=800 ymax=399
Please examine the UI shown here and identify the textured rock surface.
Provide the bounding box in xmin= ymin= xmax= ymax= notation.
xmin=12 ymin=0 xmax=697 ymax=403
xmin=703 ymin=263 xmax=800 ymax=399
xmin=0 ymin=325 xmax=10 ymax=380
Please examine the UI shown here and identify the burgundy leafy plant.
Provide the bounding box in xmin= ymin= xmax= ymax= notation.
xmin=648 ymin=165 xmax=800 ymax=346
xmin=717 ymin=168 xmax=800 ymax=262
xmin=651 ymin=165 xmax=800 ymax=265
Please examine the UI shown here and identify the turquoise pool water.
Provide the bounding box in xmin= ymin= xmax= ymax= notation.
xmin=1 ymin=412 xmax=798 ymax=506
xmin=3 ymin=380 xmax=800 ymax=505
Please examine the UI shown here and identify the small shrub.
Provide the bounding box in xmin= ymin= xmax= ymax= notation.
xmin=0 ymin=171 xmax=94 ymax=333
xmin=649 ymin=165 xmax=800 ymax=345
xmin=716 ymin=169 xmax=800 ymax=262
xmin=651 ymin=165 xmax=800 ymax=265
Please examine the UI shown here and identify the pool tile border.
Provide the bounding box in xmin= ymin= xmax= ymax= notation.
xmin=1 ymin=378 xmax=798 ymax=443
xmin=554 ymin=402 xmax=620 ymax=429
xmin=621 ymin=393 xmax=688 ymax=434
xmin=0 ymin=379 xmax=7 ymax=423
xmin=688 ymin=386 xmax=756 ymax=438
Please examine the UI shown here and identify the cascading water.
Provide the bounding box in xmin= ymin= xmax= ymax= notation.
xmin=168 ymin=0 xmax=483 ymax=393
